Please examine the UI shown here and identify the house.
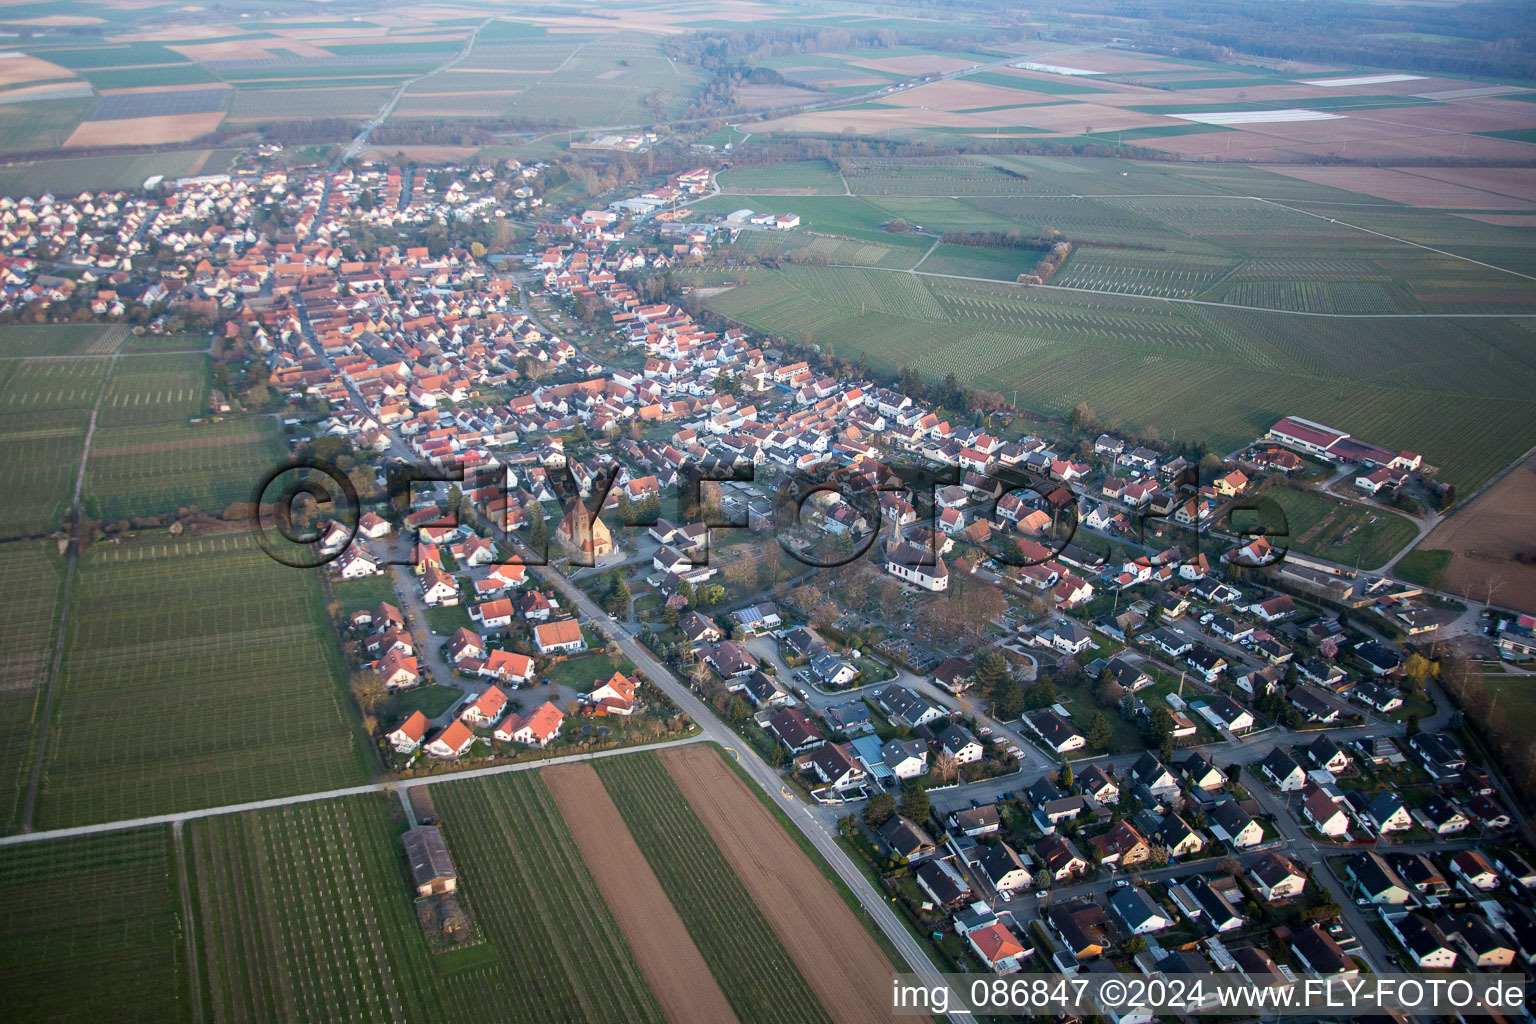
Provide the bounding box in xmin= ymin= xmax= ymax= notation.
xmin=977 ymin=841 xmax=1033 ymax=893
xmin=446 ymin=628 xmax=487 ymax=665
xmin=1209 ymin=799 xmax=1264 ymax=849
xmin=915 ymin=859 xmax=971 ymax=908
xmin=879 ymin=815 xmax=935 ymax=859
xmin=1393 ymin=854 xmax=1450 ymax=898
xmin=766 ymin=707 xmax=824 ymax=753
xmin=1284 ymin=924 xmax=1356 ymax=978
xmin=823 ymin=699 xmax=875 ymax=736
xmin=479 ymin=649 xmax=535 ymax=686
xmin=1111 ymin=886 xmax=1173 ymax=934
xmin=1414 ymin=796 xmax=1469 ymax=835
xmin=731 ymin=603 xmax=781 ymax=635
xmin=587 ymin=671 xmax=637 ymax=715
xmin=809 ymin=649 xmax=858 ymax=687
xmin=1185 ymin=875 xmax=1244 ymax=932
xmin=1450 ymin=850 xmax=1500 ymax=891
xmin=1197 ymin=694 xmax=1254 ymax=733
xmin=1159 ymin=813 xmax=1206 ymax=859
xmin=703 ymin=641 xmax=757 ymax=678
xmin=1036 ymin=835 xmax=1088 ymax=881
xmin=1129 ymin=753 xmax=1178 ymax=798
xmin=679 ymin=610 xmax=723 ymax=646
xmin=494 ymin=700 xmax=564 ymax=747
xmin=1048 ymin=901 xmax=1110 ymax=960
xmin=1409 ymin=732 xmax=1466 ymax=777
xmin=967 ymin=922 xmax=1030 ymax=974
xmin=387 ymin=711 xmax=430 ymax=754
xmin=460 ymin=686 xmax=509 ymax=726
xmin=1446 ymin=915 xmax=1516 ymax=968
xmin=1260 ymin=748 xmax=1305 ymax=791
xmin=950 ymin=805 xmax=1001 ymax=837
xmin=376 ymin=649 xmax=421 ymax=690
xmin=1367 ymin=791 xmax=1412 ymax=834
xmin=872 ymin=685 xmax=945 ymax=729
xmin=1180 ymin=752 xmax=1225 ymax=792
xmin=936 ymin=723 xmax=984 ymax=764
xmin=804 ymin=742 xmax=866 ymax=792
xmin=1387 ymin=914 xmax=1457 ymax=969
xmin=425 ymin=719 xmax=476 ymax=759
xmin=420 ymin=566 xmax=459 ymax=606
xmin=932 ymin=657 xmax=974 ymax=694
xmin=1079 ymin=764 xmax=1119 ymax=805
xmin=1348 ymin=851 xmax=1411 ymax=905
xmin=1305 ymin=734 xmax=1350 ymax=775
xmin=461 ymin=580 xmax=509 ymax=619
xmin=1303 ymin=786 xmax=1349 ymax=837
xmin=401 ymin=825 xmax=456 ymax=897
xmin=533 ymin=618 xmax=586 ymax=655
xmin=1025 ymin=708 xmax=1085 ymax=754
xmin=882 ymin=738 xmax=928 ymax=779
xmin=1103 ymin=656 xmax=1151 ymax=693
xmin=1090 ymin=820 xmax=1149 ymax=867
xmin=1250 ymin=852 xmax=1306 ymax=900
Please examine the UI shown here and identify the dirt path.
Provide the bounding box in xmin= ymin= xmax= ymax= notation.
xmin=20 ymin=344 xmax=121 ymax=830
xmin=542 ymin=763 xmax=738 ymax=1024
xmin=660 ymin=745 xmax=906 ymax=1024
xmin=172 ymin=820 xmax=205 ymax=1024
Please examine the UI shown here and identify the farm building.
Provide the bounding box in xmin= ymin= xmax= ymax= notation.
xmin=402 ymin=825 xmax=457 ymax=897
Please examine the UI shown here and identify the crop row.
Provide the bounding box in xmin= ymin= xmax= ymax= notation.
xmin=434 ymin=774 xmax=665 ymax=1024
xmin=594 ymin=754 xmax=831 ymax=1024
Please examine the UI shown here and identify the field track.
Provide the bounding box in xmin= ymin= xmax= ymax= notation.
xmin=542 ymin=762 xmax=739 ymax=1024
xmin=659 ymin=745 xmax=899 ymax=1024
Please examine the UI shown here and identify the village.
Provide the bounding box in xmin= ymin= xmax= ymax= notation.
xmin=7 ymin=147 xmax=1536 ymax=998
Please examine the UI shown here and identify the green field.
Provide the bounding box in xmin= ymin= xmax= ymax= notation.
xmin=86 ymin=418 xmax=284 ymax=521
xmin=719 ymin=159 xmax=847 ymax=194
xmin=1262 ymin=487 xmax=1421 ymax=570
xmin=0 ymin=827 xmax=187 ymax=1023
xmin=1395 ymin=547 xmax=1452 ymax=588
xmin=0 ymin=150 xmax=225 ymax=196
xmin=0 ymin=542 xmax=64 ymax=832
xmin=0 ymin=356 xmax=109 ymax=538
xmin=33 ymin=532 xmax=370 ymax=829
xmin=594 ymin=753 xmax=832 ymax=1024
xmin=433 ymin=772 xmax=667 ymax=1024
xmin=694 ymin=156 xmax=1536 ymax=493
xmin=188 ymin=796 xmax=453 ymax=1023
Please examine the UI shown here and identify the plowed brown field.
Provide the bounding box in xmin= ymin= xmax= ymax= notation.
xmin=543 ymin=762 xmax=739 ymax=1024
xmin=660 ymin=744 xmax=910 ymax=1024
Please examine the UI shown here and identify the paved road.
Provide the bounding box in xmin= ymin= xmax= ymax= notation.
xmin=0 ymin=733 xmax=710 ymax=848
xmin=338 ymin=18 xmax=496 ymax=165
xmin=504 ymin=536 xmax=973 ymax=1022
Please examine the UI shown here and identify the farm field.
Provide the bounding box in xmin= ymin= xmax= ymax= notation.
xmin=0 ymin=355 xmax=110 ymax=539
xmin=32 ymin=531 xmax=370 ymax=830
xmin=542 ymin=762 xmax=740 ymax=1024
xmin=188 ymin=795 xmax=453 ymax=1024
xmin=86 ymin=418 xmax=285 ymax=522
xmin=0 ymin=150 xmax=230 ymax=195
xmin=97 ymin=352 xmax=209 ymax=427
xmin=0 ymin=323 xmax=125 ymax=358
xmin=0 ymin=826 xmax=187 ymax=1024
xmin=1261 ymin=487 xmax=1421 ymax=570
xmin=432 ymin=772 xmax=667 ymax=1024
xmin=693 ymin=156 xmax=1536 ymax=494
xmin=657 ymin=744 xmax=903 ymax=1024
xmin=1415 ymin=454 xmax=1536 ymax=613
xmin=0 ymin=542 xmax=63 ymax=833
xmin=591 ymin=753 xmax=832 ymax=1024
xmin=719 ymin=159 xmax=847 ymax=195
